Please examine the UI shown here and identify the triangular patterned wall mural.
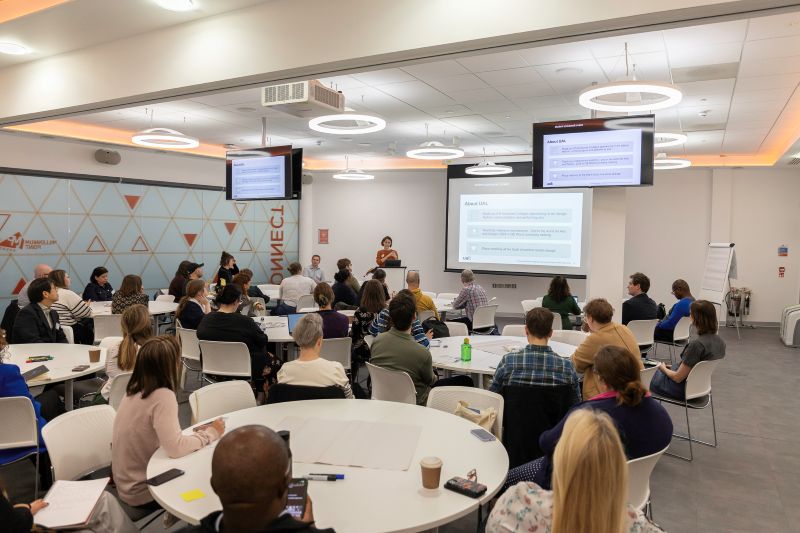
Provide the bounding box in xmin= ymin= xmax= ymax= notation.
xmin=0 ymin=173 xmax=300 ymax=308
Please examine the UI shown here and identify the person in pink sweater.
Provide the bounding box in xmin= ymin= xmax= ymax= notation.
xmin=111 ymin=335 xmax=225 ymax=508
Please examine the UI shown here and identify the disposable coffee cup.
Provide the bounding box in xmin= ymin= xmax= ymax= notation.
xmin=420 ymin=456 xmax=443 ymax=489
xmin=88 ymin=348 xmax=101 ymax=363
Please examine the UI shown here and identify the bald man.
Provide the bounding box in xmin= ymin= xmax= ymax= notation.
xmin=406 ymin=270 xmax=438 ymax=320
xmin=179 ymin=425 xmax=335 ymax=533
xmin=17 ymin=264 xmax=52 ymax=308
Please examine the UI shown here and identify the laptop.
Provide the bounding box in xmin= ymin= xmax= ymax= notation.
xmin=384 ymin=259 xmax=401 ymax=267
xmin=287 ymin=313 xmax=305 ymax=334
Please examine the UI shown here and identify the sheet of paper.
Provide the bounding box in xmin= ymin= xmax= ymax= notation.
xmin=471 ymin=339 xmax=524 ymax=356
xmin=34 ymin=478 xmax=109 ymax=529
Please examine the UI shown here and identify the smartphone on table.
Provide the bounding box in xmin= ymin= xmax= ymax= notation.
xmin=285 ymin=478 xmax=308 ymax=518
xmin=470 ymin=428 xmax=496 ymax=442
xmin=146 ymin=468 xmax=184 ymax=486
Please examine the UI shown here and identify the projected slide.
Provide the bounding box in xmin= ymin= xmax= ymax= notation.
xmin=231 ymin=156 xmax=286 ymax=200
xmin=458 ymin=193 xmax=583 ymax=268
xmin=542 ymin=129 xmax=642 ymax=188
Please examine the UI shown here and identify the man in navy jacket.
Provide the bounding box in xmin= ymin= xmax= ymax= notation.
xmin=621 ymin=272 xmax=659 ymax=325
xmin=13 ymin=278 xmax=68 ymax=344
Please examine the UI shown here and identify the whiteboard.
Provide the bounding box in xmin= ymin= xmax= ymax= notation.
xmin=699 ymin=243 xmax=735 ymax=305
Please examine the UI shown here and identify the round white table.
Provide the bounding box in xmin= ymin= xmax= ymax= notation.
xmin=252 ymin=315 xmax=293 ymax=343
xmin=147 ymin=400 xmax=509 ymax=532
xmin=7 ymin=343 xmax=106 ymax=410
xmin=431 ymin=336 xmax=575 ymax=388
xmin=90 ymin=301 xmax=178 ymax=316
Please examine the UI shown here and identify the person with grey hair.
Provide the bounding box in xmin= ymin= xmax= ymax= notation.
xmin=451 ymin=269 xmax=489 ymax=331
xmin=16 ymin=263 xmax=52 ymax=308
xmin=276 ymin=313 xmax=353 ymax=398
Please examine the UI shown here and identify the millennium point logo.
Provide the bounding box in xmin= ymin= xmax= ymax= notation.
xmin=0 ymin=232 xmax=57 ymax=251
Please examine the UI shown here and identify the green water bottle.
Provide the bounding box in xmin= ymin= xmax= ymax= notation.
xmin=461 ymin=337 xmax=472 ymax=362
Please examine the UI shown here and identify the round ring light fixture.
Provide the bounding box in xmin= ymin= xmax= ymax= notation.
xmin=406 ymin=141 xmax=464 ymax=160
xmin=131 ymin=128 xmax=199 ymax=149
xmin=653 ymin=154 xmax=691 ymax=170
xmin=579 ymin=81 xmax=682 ymax=113
xmin=465 ymin=161 xmax=513 ymax=176
xmin=0 ymin=42 xmax=31 ymax=55
xmin=332 ymin=169 xmax=374 ymax=181
xmin=654 ymin=132 xmax=688 ymax=148
xmin=308 ymin=114 xmax=386 ymax=135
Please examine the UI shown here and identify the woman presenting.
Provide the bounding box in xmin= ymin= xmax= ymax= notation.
xmin=375 ymin=235 xmax=398 ymax=266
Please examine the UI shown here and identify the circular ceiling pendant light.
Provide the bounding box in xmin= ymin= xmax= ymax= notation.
xmin=0 ymin=42 xmax=31 ymax=55
xmin=654 ymin=132 xmax=688 ymax=148
xmin=308 ymin=114 xmax=386 ymax=135
xmin=654 ymin=153 xmax=691 ymax=170
xmin=131 ymin=128 xmax=199 ymax=149
xmin=332 ymin=169 xmax=374 ymax=180
xmin=406 ymin=141 xmax=464 ymax=160
xmin=465 ymin=160 xmax=513 ymax=176
xmin=154 ymin=0 xmax=196 ymax=11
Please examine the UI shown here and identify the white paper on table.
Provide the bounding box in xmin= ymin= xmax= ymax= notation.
xmin=34 ymin=477 xmax=109 ymax=529
xmin=277 ymin=416 xmax=422 ymax=471
xmin=469 ymin=350 xmax=503 ymax=370
xmin=471 ymin=339 xmax=524 ymax=356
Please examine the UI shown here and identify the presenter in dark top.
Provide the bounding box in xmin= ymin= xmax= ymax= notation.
xmin=621 ymin=272 xmax=659 ymax=325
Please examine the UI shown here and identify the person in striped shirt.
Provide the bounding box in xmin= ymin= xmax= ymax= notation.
xmin=489 ymin=307 xmax=581 ymax=403
xmin=48 ymin=269 xmax=94 ymax=344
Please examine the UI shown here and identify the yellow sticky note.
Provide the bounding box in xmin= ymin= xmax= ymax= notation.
xmin=181 ymin=489 xmax=206 ymax=502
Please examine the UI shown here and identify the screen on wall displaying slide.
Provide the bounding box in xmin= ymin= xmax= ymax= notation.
xmin=446 ymin=173 xmax=592 ymax=277
xmin=533 ymin=115 xmax=654 ymax=189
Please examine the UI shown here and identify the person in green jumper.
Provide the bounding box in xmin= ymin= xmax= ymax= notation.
xmin=541 ymin=276 xmax=582 ymax=330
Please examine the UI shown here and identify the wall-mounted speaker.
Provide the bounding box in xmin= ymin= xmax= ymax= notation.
xmin=302 ymin=173 xmax=314 ymax=185
xmin=94 ymin=149 xmax=121 ymax=165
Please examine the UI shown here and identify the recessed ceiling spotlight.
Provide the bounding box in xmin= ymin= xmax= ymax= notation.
xmin=309 ymin=113 xmax=386 ymax=135
xmin=654 ymin=132 xmax=688 ymax=148
xmin=0 ymin=42 xmax=31 ymax=55
xmin=698 ymin=110 xmax=710 ymax=117
xmin=154 ymin=0 xmax=196 ymax=11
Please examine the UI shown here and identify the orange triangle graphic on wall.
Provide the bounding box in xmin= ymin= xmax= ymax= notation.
xmin=240 ymin=237 xmax=253 ymax=252
xmin=12 ymin=278 xmax=26 ymax=295
xmin=183 ymin=233 xmax=198 ymax=247
xmin=0 ymin=213 xmax=9 ymax=233
xmin=87 ymin=235 xmax=107 ymax=253
xmin=224 ymin=222 xmax=237 ymax=235
xmin=124 ymin=195 xmax=141 ymax=210
xmin=234 ymin=202 xmax=248 ymax=217
xmin=131 ymin=236 xmax=149 ymax=252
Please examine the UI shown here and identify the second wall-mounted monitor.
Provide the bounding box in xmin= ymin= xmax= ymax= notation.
xmin=226 ymin=145 xmax=302 ymax=201
xmin=533 ymin=114 xmax=654 ymax=189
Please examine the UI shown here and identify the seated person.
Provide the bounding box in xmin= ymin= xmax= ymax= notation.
xmin=486 ymin=409 xmax=664 ymax=533
xmin=358 ymin=268 xmax=390 ymax=301
xmin=176 ymin=279 xmax=211 ymax=330
xmin=621 ymin=272 xmax=659 ymax=325
xmin=654 ymin=278 xmax=694 ymax=342
xmin=12 ymin=278 xmax=68 ymax=344
xmin=489 ymin=308 xmax=580 ymax=403
xmin=197 ymin=285 xmax=281 ymax=393
xmin=651 ymin=299 xmax=726 ymax=400
xmin=240 ymin=268 xmax=270 ymax=303
xmin=331 ymin=269 xmax=358 ymax=309
xmin=303 ymin=254 xmax=326 ymax=284
xmin=276 ymin=313 xmax=353 ymax=398
xmin=313 ymin=283 xmax=349 ymax=338
xmin=112 ymin=336 xmax=225 ymax=509
xmin=337 ymin=257 xmax=360 ymax=295
xmin=101 ymin=304 xmax=152 ymax=401
xmin=350 ymin=280 xmax=386 ymax=366
xmin=368 ymin=289 xmax=431 ymax=348
xmin=168 ymin=261 xmax=203 ymax=302
xmin=406 ymin=270 xmax=438 ymax=320
xmin=541 ymin=276 xmax=581 ymax=330
xmin=111 ymin=275 xmax=149 ymax=315
xmin=82 ymin=266 xmax=114 ymax=302
xmin=504 ymin=345 xmax=673 ymax=491
xmin=571 ymin=298 xmax=641 ymax=400
xmin=451 ymin=269 xmax=489 ymax=331
xmin=232 ymin=273 xmax=265 ymax=317
xmin=370 ymin=294 xmax=472 ymax=405
xmin=216 ymin=251 xmax=238 ymax=287
xmin=274 ymin=262 xmax=315 ymax=316
xmin=178 ymin=425 xmax=335 ymax=533
xmin=49 ymin=269 xmax=94 ymax=344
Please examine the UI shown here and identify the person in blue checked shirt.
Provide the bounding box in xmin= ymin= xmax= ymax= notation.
xmin=489 ymin=307 xmax=581 ymax=403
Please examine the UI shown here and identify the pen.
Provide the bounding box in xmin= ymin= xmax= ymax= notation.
xmin=304 ymin=474 xmax=345 ymax=481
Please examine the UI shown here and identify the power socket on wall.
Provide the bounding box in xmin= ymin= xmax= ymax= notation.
xmin=492 ymin=283 xmax=517 ymax=289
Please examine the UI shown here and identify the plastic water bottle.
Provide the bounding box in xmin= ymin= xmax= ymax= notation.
xmin=461 ymin=337 xmax=472 ymax=362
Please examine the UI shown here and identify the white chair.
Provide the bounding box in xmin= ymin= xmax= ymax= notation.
xmin=627 ymin=446 xmax=668 ymax=516
xmin=472 ymin=304 xmax=499 ymax=334
xmin=320 ymin=337 xmax=352 ymax=372
xmin=189 ymin=381 xmax=256 ymax=424
xmin=41 ymin=405 xmax=115 ymax=481
xmin=521 ymin=298 xmax=543 ymax=313
xmin=417 ymin=309 xmax=435 ymax=323
xmin=99 ymin=336 xmax=123 ymax=349
xmin=108 ymin=372 xmax=133 ymax=410
xmin=422 ymin=291 xmax=437 ymax=299
xmin=198 ymin=340 xmax=252 ymax=383
xmin=444 ymin=321 xmax=469 ymax=337
xmin=501 ymin=324 xmax=525 ymax=337
xmin=426 ymin=386 xmax=505 ymax=438
xmin=640 ymin=365 xmax=658 ymax=386
xmin=652 ymin=359 xmax=720 ymax=461
xmin=155 ymin=294 xmax=175 ymax=302
xmin=0 ymin=397 xmax=41 ymax=497
xmin=655 ymin=316 xmax=692 ymax=362
xmin=364 ymin=335 xmax=375 ymax=349
xmin=437 ymin=292 xmax=459 ymax=301
xmin=62 ymin=325 xmax=75 ymax=344
xmin=366 ymin=363 xmax=416 ymax=404
xmin=297 ymin=307 xmax=319 ymax=313
xmin=159 ymin=289 xmax=169 ymax=295
xmin=296 ymin=294 xmax=316 ymax=311
xmin=93 ymin=314 xmax=123 ymax=342
xmin=628 ymin=319 xmax=659 ymax=354
xmin=551 ymin=329 xmax=588 ymax=346
xmin=178 ymin=327 xmax=202 ymax=387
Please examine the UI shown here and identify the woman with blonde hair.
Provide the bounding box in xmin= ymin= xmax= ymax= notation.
xmin=487 ymin=409 xmax=664 ymax=533
xmin=100 ymin=304 xmax=152 ymax=401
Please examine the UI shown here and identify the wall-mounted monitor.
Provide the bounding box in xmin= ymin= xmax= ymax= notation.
xmin=533 ymin=114 xmax=654 ymax=189
xmin=226 ymin=145 xmax=293 ymax=201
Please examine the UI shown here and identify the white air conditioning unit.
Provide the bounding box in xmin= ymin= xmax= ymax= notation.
xmin=262 ymin=80 xmax=344 ymax=118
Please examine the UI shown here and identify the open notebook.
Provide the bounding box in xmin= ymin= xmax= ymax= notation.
xmin=34 ymin=478 xmax=109 ymax=530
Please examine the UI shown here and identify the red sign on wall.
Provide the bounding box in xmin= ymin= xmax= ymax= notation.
xmin=318 ymin=229 xmax=329 ymax=244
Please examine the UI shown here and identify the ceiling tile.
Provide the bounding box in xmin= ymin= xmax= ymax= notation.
xmin=732 ymin=86 xmax=796 ymax=104
xmin=663 ymin=20 xmax=748 ymax=48
xmin=746 ymin=12 xmax=800 ymax=41
xmin=402 ymin=60 xmax=469 ymax=80
xmin=741 ymin=35 xmax=800 ymax=63
xmin=456 ymin=51 xmax=529 ymax=72
xmin=425 ymin=74 xmax=489 ymax=93
xmin=535 ymin=60 xmax=608 ymax=92
xmin=442 ymin=115 xmax=504 ymax=135
xmin=517 ymin=42 xmax=595 ymax=66
xmin=476 ymin=66 xmax=545 ymax=87
xmin=667 ymin=42 xmax=743 ymax=69
xmin=512 ymin=95 xmax=570 ymax=111
xmin=740 ymin=52 xmax=800 ymax=77
xmin=465 ymin=99 xmax=521 ymax=114
xmin=351 ymin=68 xmax=416 ymax=85
xmin=677 ymin=78 xmax=736 ymax=107
xmin=418 ymin=104 xmax=474 ymax=119
xmin=587 ymin=31 xmax=665 ymax=58
xmin=735 ymin=72 xmax=800 ymax=91
xmin=316 ymin=75 xmax=366 ymax=91
xmin=596 ymin=51 xmax=671 ymax=83
xmin=447 ymin=87 xmax=506 ymax=104
xmin=496 ymin=83 xmax=556 ymax=99
xmin=374 ymin=81 xmax=454 ymax=108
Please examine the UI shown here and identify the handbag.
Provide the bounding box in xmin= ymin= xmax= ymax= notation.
xmin=453 ymin=400 xmax=497 ymax=434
